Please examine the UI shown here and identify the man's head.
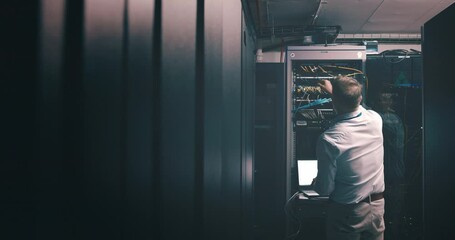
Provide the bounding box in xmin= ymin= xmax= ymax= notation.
xmin=331 ymin=76 xmax=363 ymax=114
xmin=376 ymin=92 xmax=394 ymax=113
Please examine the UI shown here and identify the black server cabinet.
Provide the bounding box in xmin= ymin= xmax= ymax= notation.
xmin=285 ymin=45 xmax=367 ymax=196
xmin=366 ymin=53 xmax=423 ymax=240
xmin=422 ymin=2 xmax=455 ymax=239
xmin=254 ymin=63 xmax=287 ymax=240
xmin=283 ymin=45 xmax=366 ymax=239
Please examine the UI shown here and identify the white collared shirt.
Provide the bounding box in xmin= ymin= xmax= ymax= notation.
xmin=314 ymin=106 xmax=385 ymax=204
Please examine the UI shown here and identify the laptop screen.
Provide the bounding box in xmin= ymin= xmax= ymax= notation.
xmin=297 ymin=160 xmax=318 ymax=186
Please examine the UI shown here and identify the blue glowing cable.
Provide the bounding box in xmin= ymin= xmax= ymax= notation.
xmin=293 ymin=98 xmax=332 ymax=112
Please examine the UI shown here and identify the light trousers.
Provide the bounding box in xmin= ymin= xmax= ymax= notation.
xmin=326 ymin=199 xmax=385 ymax=240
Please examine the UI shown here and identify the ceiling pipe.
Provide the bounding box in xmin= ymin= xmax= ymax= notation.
xmin=311 ymin=0 xmax=326 ymax=25
xmin=255 ymin=0 xmax=262 ymax=32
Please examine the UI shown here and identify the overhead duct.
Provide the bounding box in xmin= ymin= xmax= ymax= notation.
xmin=259 ymin=25 xmax=341 ymax=44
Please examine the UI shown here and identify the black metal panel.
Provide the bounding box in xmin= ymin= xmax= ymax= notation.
xmin=82 ymin=1 xmax=127 ymax=238
xmin=366 ymin=54 xmax=423 ymax=239
xmin=254 ymin=63 xmax=287 ymax=240
xmin=124 ymin=0 xmax=155 ymax=238
xmin=151 ymin=0 xmax=162 ymax=239
xmin=241 ymin=14 xmax=256 ymax=240
xmin=8 ymin=1 xmax=257 ymax=239
xmin=201 ymin=0 xmax=224 ymax=239
xmin=1 ymin=1 xmax=39 ymax=239
xmin=60 ymin=2 xmax=87 ymax=236
xmin=422 ymin=3 xmax=455 ymax=239
xmin=221 ymin=1 xmax=243 ymax=239
xmin=160 ymin=1 xmax=197 ymax=239
xmin=35 ymin=1 xmax=68 ymax=238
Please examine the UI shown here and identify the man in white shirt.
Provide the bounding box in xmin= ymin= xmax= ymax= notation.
xmin=313 ymin=76 xmax=385 ymax=240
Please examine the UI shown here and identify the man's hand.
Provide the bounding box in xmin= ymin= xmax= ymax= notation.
xmin=318 ymin=79 xmax=333 ymax=95
xmin=311 ymin=177 xmax=317 ymax=186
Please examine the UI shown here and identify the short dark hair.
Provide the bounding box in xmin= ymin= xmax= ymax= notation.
xmin=331 ymin=76 xmax=362 ymax=110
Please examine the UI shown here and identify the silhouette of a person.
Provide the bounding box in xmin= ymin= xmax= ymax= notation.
xmin=374 ymin=92 xmax=406 ymax=240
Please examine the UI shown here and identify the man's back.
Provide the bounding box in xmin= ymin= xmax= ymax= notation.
xmin=315 ymin=106 xmax=385 ymax=204
xmin=315 ymin=76 xmax=386 ymax=240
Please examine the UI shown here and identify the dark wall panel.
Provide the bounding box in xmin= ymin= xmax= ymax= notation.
xmin=36 ymin=0 xmax=66 ymax=238
xmin=6 ymin=0 xmax=256 ymax=239
xmin=160 ymin=1 xmax=197 ymax=239
xmin=82 ymin=0 xmax=126 ymax=238
xmin=36 ymin=0 xmax=160 ymax=239
xmin=254 ymin=63 xmax=286 ymax=240
xmin=422 ymin=3 xmax=455 ymax=239
xmin=221 ymin=1 xmax=243 ymax=239
xmin=202 ymin=0 xmax=223 ymax=239
xmin=366 ymin=54 xmax=423 ymax=239
xmin=1 ymin=1 xmax=39 ymax=239
xmin=124 ymin=0 xmax=155 ymax=238
xmin=60 ymin=1 xmax=86 ymax=236
xmin=241 ymin=13 xmax=256 ymax=240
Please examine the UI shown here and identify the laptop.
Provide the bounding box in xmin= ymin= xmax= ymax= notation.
xmin=297 ymin=160 xmax=320 ymax=197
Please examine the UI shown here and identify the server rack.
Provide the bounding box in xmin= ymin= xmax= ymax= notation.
xmin=285 ymin=45 xmax=367 ymax=197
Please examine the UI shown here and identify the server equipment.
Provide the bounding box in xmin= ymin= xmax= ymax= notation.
xmin=285 ymin=45 xmax=367 ymax=197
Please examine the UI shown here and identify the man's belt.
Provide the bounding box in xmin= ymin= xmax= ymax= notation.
xmin=360 ymin=192 xmax=384 ymax=203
